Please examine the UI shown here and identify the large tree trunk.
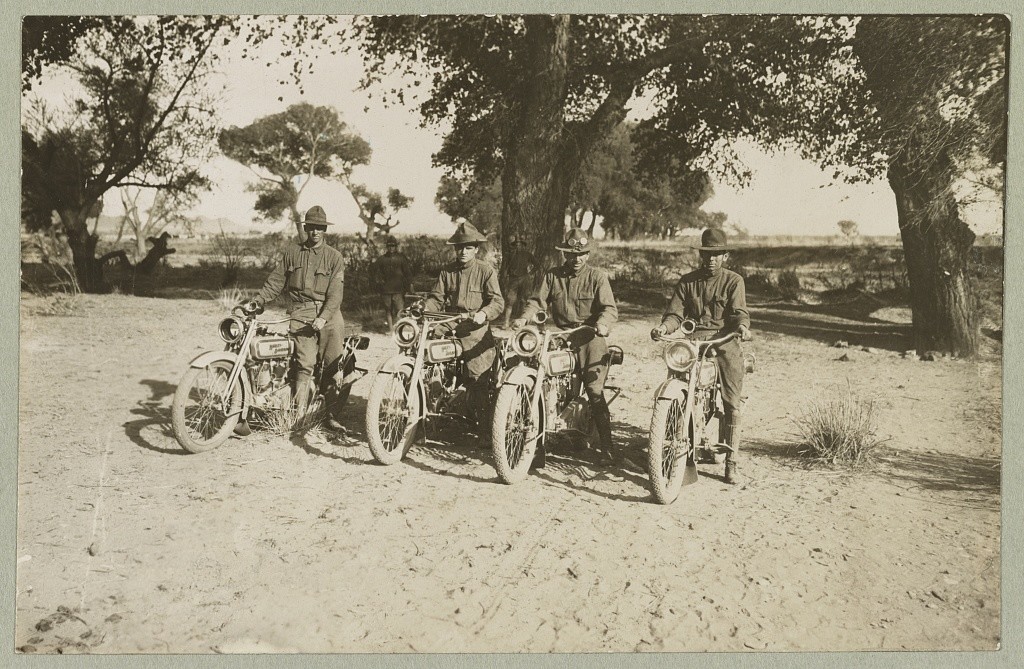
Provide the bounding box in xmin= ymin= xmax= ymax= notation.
xmin=501 ymin=16 xmax=577 ymax=281
xmin=60 ymin=209 xmax=105 ymax=293
xmin=888 ymin=154 xmax=979 ymax=356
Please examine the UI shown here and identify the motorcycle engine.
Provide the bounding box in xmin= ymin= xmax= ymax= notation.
xmin=249 ymin=359 xmax=291 ymax=409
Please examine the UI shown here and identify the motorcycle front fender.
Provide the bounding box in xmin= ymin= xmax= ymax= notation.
xmin=373 ymin=354 xmax=426 ymax=417
xmin=187 ymin=350 xmax=253 ymax=413
xmin=654 ymin=377 xmax=688 ymax=403
xmin=499 ymin=364 xmax=538 ymax=389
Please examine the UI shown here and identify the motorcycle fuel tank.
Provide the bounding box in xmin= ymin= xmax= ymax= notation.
xmin=250 ymin=336 xmax=294 ymax=360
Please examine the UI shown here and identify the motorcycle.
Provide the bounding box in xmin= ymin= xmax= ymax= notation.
xmin=170 ymin=299 xmax=369 ymax=453
xmin=364 ymin=300 xmax=511 ymax=465
xmin=490 ymin=311 xmax=624 ymax=484
xmin=646 ymin=318 xmax=747 ymax=504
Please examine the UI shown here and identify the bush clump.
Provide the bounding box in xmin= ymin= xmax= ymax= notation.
xmin=793 ymin=387 xmax=888 ymax=466
xmin=776 ymin=269 xmax=802 ymax=300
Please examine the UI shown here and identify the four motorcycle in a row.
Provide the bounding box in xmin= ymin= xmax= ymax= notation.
xmin=172 ymin=300 xmax=748 ymax=506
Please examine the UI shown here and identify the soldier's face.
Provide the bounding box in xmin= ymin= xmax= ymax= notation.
xmin=699 ymin=250 xmax=728 ymax=273
xmin=305 ymin=225 xmax=327 ymax=245
xmin=564 ymin=251 xmax=589 ymax=273
xmin=455 ymin=244 xmax=479 ymax=264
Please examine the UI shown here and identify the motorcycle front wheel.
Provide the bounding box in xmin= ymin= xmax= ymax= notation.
xmin=365 ymin=371 xmax=420 ymax=465
xmin=171 ymin=360 xmax=242 ymax=453
xmin=647 ymin=397 xmax=696 ymax=505
xmin=491 ymin=383 xmax=540 ymax=484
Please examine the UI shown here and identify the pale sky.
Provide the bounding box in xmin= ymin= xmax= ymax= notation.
xmin=58 ymin=23 xmax=999 ymax=239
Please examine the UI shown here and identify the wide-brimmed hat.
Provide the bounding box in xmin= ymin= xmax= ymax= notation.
xmin=692 ymin=228 xmax=736 ymax=252
xmin=447 ymin=221 xmax=489 ymax=246
xmin=302 ymin=205 xmax=334 ymax=227
xmin=556 ymin=227 xmax=594 ymax=253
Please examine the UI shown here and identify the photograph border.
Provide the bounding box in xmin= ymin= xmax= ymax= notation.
xmin=2 ymin=1 xmax=1019 ymax=668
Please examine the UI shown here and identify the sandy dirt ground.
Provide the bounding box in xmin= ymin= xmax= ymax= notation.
xmin=15 ymin=293 xmax=1000 ymax=653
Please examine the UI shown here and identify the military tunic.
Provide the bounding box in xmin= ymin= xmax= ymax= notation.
xmin=661 ymin=267 xmax=749 ymax=412
xmin=521 ymin=264 xmax=618 ymax=397
xmin=256 ymin=242 xmax=346 ymax=379
xmin=423 ymin=258 xmax=505 ymax=380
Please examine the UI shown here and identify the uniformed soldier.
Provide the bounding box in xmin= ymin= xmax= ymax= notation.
xmin=650 ymin=228 xmax=751 ymax=484
xmin=252 ymin=205 xmax=346 ymax=418
xmin=372 ymin=236 xmax=413 ymax=332
xmin=423 ymin=221 xmax=505 ymax=419
xmin=514 ymin=227 xmax=618 ymax=455
xmin=501 ymin=234 xmax=538 ymax=330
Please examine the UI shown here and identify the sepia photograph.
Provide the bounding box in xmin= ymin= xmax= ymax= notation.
xmin=13 ymin=6 xmax=1010 ymax=657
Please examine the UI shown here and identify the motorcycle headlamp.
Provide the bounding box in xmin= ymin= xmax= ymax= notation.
xmin=219 ymin=316 xmax=245 ymax=343
xmin=393 ymin=318 xmax=420 ymax=347
xmin=511 ymin=327 xmax=542 ymax=357
xmin=664 ymin=341 xmax=698 ymax=372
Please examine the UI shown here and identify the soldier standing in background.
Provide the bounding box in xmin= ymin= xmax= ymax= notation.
xmin=372 ymin=236 xmax=413 ymax=332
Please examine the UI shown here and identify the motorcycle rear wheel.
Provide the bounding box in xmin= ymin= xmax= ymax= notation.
xmin=365 ymin=371 xmax=420 ymax=465
xmin=171 ymin=360 xmax=242 ymax=453
xmin=491 ymin=383 xmax=540 ymax=484
xmin=647 ymin=397 xmax=696 ymax=505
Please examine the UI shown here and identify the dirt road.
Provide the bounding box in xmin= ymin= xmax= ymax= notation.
xmin=16 ymin=294 xmax=1000 ymax=653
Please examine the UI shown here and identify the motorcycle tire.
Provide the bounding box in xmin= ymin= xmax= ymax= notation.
xmin=491 ymin=383 xmax=540 ymax=484
xmin=365 ymin=370 xmax=420 ymax=465
xmin=647 ymin=397 xmax=696 ymax=505
xmin=171 ymin=360 xmax=242 ymax=454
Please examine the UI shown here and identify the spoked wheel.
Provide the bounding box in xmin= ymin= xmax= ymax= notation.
xmin=365 ymin=370 xmax=420 ymax=465
xmin=171 ymin=360 xmax=243 ymax=453
xmin=491 ymin=383 xmax=540 ymax=484
xmin=647 ymin=397 xmax=697 ymax=504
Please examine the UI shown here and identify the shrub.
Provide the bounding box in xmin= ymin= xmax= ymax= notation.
xmin=793 ymin=387 xmax=888 ymax=466
xmin=777 ymin=269 xmax=802 ymax=300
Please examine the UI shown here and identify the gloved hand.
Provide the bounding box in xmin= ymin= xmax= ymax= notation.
xmin=595 ymin=323 xmax=610 ymax=337
xmin=471 ymin=311 xmax=487 ymax=325
xmin=650 ymin=324 xmax=667 ymax=340
xmin=311 ymin=317 xmax=327 ymax=332
xmin=511 ymin=318 xmax=527 ymax=330
xmin=738 ymin=324 xmax=752 ymax=341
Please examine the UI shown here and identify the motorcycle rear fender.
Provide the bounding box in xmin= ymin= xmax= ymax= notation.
xmin=187 ymin=350 xmax=253 ymax=413
xmin=655 ymin=377 xmax=688 ymax=402
xmin=499 ymin=364 xmax=538 ymax=389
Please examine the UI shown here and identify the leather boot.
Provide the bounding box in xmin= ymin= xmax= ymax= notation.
xmin=590 ymin=394 xmax=614 ymax=460
xmin=293 ymin=371 xmax=312 ymax=417
xmin=722 ymin=410 xmax=742 ymax=484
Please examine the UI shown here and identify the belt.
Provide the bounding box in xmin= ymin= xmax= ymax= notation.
xmin=293 ymin=298 xmax=323 ymax=309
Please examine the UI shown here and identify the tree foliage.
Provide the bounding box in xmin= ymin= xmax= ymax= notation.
xmin=349 ymin=15 xmax=861 ymax=269
xmin=570 ymin=123 xmax=726 ymax=239
xmin=22 ymin=16 xmax=227 ymax=291
xmin=219 ymin=102 xmax=372 ymax=238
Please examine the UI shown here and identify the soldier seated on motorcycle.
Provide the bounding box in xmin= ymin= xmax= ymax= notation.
xmin=650 ymin=228 xmax=751 ymax=484
xmin=247 ymin=205 xmax=347 ymax=424
xmin=422 ymin=219 xmax=505 ymax=421
xmin=513 ymin=227 xmax=618 ymax=457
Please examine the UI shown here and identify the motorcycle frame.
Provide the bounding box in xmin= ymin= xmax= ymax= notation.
xmin=499 ymin=323 xmax=610 ymax=448
xmin=653 ymin=329 xmax=741 ymax=458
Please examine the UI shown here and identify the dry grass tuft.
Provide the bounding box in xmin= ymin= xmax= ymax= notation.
xmin=251 ymin=402 xmax=327 ymax=437
xmin=216 ymin=286 xmax=247 ymax=311
xmin=793 ymin=386 xmax=888 ymax=466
